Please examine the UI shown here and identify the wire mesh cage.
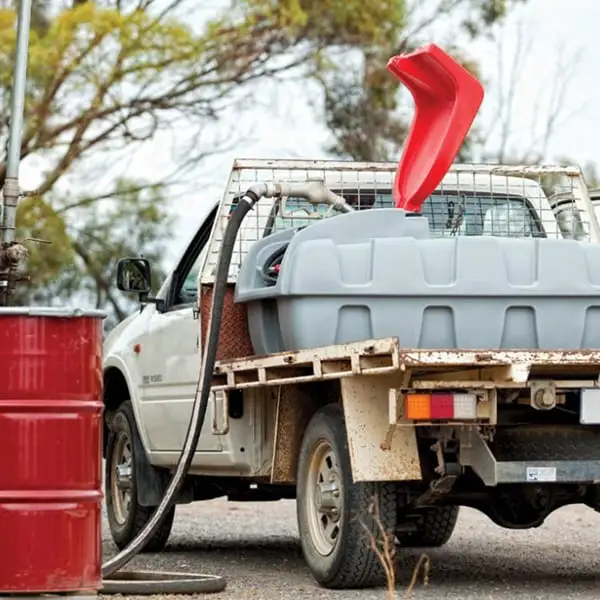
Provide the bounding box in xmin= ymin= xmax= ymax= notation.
xmin=200 ymin=159 xmax=599 ymax=284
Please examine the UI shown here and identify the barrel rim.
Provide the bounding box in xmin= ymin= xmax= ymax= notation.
xmin=0 ymin=306 xmax=106 ymax=318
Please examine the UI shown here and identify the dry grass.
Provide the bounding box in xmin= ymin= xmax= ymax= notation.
xmin=404 ymin=553 xmax=431 ymax=599
xmin=361 ymin=496 xmax=431 ymax=599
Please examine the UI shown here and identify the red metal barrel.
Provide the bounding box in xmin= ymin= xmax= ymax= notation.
xmin=0 ymin=307 xmax=104 ymax=595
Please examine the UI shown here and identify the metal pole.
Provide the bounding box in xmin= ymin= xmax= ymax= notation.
xmin=2 ymin=0 xmax=33 ymax=245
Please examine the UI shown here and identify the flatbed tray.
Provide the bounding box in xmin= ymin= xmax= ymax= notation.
xmin=211 ymin=337 xmax=600 ymax=391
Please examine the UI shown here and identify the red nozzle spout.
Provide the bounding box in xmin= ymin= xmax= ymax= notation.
xmin=387 ymin=44 xmax=484 ymax=212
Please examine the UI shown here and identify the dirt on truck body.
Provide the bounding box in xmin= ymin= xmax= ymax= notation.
xmin=210 ymin=338 xmax=600 ymax=524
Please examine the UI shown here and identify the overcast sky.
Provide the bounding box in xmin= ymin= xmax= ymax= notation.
xmin=19 ymin=0 xmax=600 ymax=265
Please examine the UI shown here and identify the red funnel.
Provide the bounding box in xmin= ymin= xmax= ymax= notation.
xmin=387 ymin=44 xmax=484 ymax=212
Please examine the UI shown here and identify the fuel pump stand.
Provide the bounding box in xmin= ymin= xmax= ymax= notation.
xmin=0 ymin=0 xmax=225 ymax=595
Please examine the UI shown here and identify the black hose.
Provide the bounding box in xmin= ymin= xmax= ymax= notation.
xmin=101 ymin=192 xmax=260 ymax=594
xmin=101 ymin=571 xmax=226 ymax=595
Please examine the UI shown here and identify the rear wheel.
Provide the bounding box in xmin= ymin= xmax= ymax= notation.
xmin=297 ymin=404 xmax=397 ymax=589
xmin=105 ymin=400 xmax=174 ymax=552
xmin=397 ymin=506 xmax=459 ymax=548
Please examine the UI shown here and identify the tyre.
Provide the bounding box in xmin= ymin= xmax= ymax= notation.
xmin=105 ymin=400 xmax=174 ymax=552
xmin=397 ymin=506 xmax=459 ymax=548
xmin=296 ymin=404 xmax=397 ymax=589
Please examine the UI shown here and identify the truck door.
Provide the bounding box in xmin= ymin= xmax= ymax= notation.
xmin=137 ymin=207 xmax=221 ymax=455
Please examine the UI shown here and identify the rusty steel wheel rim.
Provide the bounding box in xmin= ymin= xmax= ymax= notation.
xmin=305 ymin=439 xmax=343 ymax=556
xmin=111 ymin=430 xmax=133 ymax=525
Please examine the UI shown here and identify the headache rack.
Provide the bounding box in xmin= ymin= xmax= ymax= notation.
xmin=200 ymin=159 xmax=599 ymax=286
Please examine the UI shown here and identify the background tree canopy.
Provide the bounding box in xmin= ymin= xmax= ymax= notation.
xmin=0 ymin=0 xmax=536 ymax=325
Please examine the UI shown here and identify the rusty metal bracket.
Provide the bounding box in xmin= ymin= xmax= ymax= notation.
xmin=0 ymin=241 xmax=28 ymax=270
xmin=0 ymin=237 xmax=51 ymax=305
xmin=0 ymin=241 xmax=28 ymax=305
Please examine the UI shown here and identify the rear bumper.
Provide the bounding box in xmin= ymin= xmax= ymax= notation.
xmin=460 ymin=427 xmax=600 ymax=486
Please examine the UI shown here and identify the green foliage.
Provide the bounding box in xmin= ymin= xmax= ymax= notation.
xmin=462 ymin=0 xmax=528 ymax=37
xmin=234 ymin=0 xmax=405 ymax=45
xmin=15 ymin=195 xmax=73 ymax=288
xmin=320 ymin=0 xmax=529 ymax=162
xmin=15 ymin=179 xmax=173 ymax=326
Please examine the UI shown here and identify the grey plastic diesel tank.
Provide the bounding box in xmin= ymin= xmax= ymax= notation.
xmin=234 ymin=208 xmax=600 ymax=354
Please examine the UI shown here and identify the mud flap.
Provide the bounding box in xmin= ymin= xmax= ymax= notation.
xmin=340 ymin=374 xmax=422 ymax=482
xmin=131 ymin=424 xmax=168 ymax=506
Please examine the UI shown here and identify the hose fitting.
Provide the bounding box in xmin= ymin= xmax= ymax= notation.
xmin=242 ymin=180 xmax=353 ymax=214
xmin=275 ymin=180 xmax=353 ymax=213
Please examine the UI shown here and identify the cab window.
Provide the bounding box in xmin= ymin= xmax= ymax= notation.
xmin=166 ymin=206 xmax=217 ymax=310
xmin=269 ymin=189 xmax=542 ymax=238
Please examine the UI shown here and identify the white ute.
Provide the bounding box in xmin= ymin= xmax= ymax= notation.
xmin=103 ymin=159 xmax=600 ymax=589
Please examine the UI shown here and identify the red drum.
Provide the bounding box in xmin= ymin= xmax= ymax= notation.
xmin=0 ymin=307 xmax=104 ymax=595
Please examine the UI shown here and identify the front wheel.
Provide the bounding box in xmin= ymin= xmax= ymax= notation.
xmin=296 ymin=404 xmax=397 ymax=589
xmin=105 ymin=400 xmax=175 ymax=552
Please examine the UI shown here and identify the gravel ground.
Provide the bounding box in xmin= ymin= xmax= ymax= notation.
xmin=101 ymin=499 xmax=600 ymax=600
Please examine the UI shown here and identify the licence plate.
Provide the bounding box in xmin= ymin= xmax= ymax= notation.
xmin=580 ymin=388 xmax=600 ymax=424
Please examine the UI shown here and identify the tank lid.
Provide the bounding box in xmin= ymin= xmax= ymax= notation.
xmin=0 ymin=306 xmax=106 ymax=318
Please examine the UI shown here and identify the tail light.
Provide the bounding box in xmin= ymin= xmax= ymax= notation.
xmin=405 ymin=392 xmax=478 ymax=421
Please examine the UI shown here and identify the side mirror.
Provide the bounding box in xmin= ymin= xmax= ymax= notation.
xmin=117 ymin=257 xmax=152 ymax=295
